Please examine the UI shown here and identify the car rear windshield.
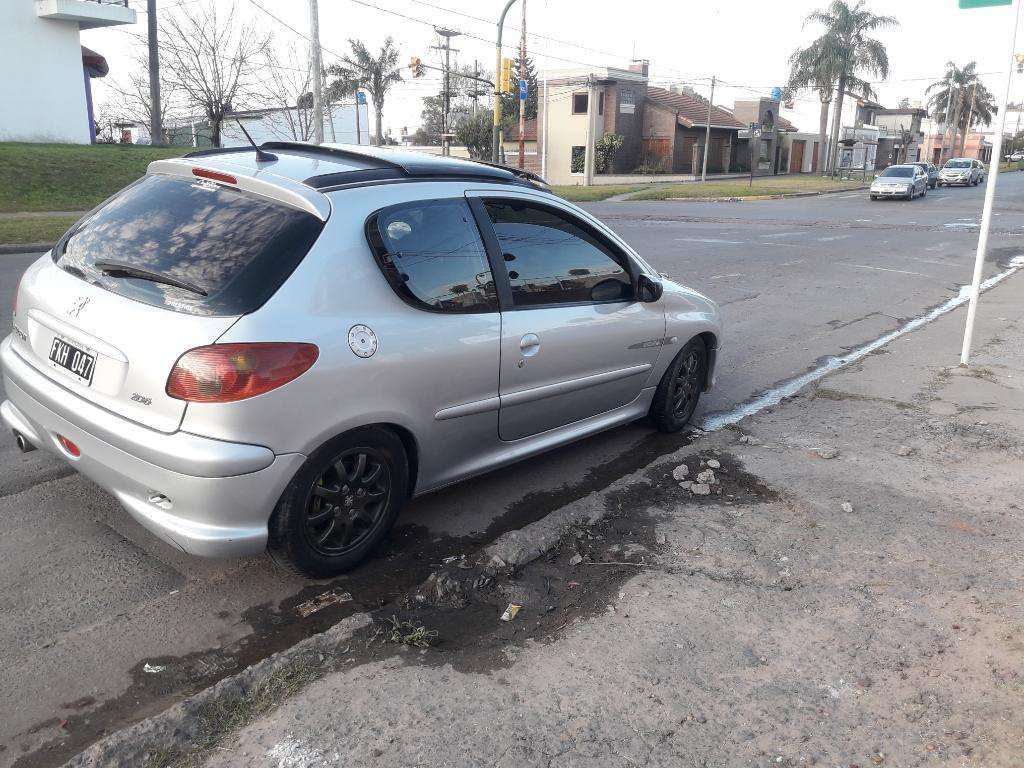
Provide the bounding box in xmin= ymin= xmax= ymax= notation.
xmin=946 ymin=160 xmax=971 ymax=168
xmin=880 ymin=167 xmax=913 ymax=177
xmin=53 ymin=174 xmax=325 ymax=316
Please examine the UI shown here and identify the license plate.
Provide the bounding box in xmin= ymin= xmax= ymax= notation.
xmin=48 ymin=335 xmax=96 ymax=385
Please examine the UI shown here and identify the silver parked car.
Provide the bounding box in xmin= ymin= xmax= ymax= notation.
xmin=938 ymin=158 xmax=984 ymax=187
xmin=869 ymin=164 xmax=929 ymax=200
xmin=1 ymin=143 xmax=722 ymax=577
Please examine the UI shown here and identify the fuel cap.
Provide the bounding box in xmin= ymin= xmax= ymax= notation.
xmin=348 ymin=324 xmax=378 ymax=358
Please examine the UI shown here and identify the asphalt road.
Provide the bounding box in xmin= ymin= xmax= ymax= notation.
xmin=3 ymin=174 xmax=1023 ymax=765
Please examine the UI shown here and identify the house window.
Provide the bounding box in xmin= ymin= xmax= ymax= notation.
xmin=572 ymin=92 xmax=588 ymax=114
xmin=571 ymin=146 xmax=585 ymax=174
xmin=598 ymin=92 xmax=604 ymax=115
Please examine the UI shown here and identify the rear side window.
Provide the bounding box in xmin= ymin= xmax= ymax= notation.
xmin=54 ymin=174 xmax=324 ymax=316
xmin=483 ymin=200 xmax=634 ymax=307
xmin=367 ymin=198 xmax=497 ymax=313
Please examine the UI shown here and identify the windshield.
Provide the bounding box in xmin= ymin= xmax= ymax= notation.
xmin=945 ymin=160 xmax=971 ymax=169
xmin=880 ymin=167 xmax=913 ymax=178
xmin=54 ymin=174 xmax=325 ymax=316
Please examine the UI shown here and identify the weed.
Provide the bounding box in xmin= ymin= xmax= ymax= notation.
xmin=386 ymin=616 xmax=439 ymax=648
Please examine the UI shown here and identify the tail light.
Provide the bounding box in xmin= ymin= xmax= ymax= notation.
xmin=166 ymin=343 xmax=319 ymax=403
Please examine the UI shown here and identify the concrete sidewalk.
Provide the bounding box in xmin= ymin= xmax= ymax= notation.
xmin=74 ymin=274 xmax=1024 ymax=768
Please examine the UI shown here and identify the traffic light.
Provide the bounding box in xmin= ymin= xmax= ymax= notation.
xmin=500 ymin=57 xmax=514 ymax=94
xmin=409 ymin=56 xmax=424 ymax=78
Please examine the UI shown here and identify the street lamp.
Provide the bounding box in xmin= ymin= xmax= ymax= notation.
xmin=492 ymin=0 xmax=518 ymax=163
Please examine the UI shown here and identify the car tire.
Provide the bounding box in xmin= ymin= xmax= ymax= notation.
xmin=870 ymin=195 xmax=877 ymax=201
xmin=268 ymin=426 xmax=409 ymax=578
xmin=650 ymin=336 xmax=707 ymax=433
xmin=921 ymin=186 xmax=927 ymax=198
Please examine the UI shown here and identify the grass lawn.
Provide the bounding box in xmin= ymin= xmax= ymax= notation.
xmin=551 ymin=184 xmax=647 ymax=202
xmin=0 ymin=215 xmax=80 ymax=245
xmin=629 ymin=175 xmax=867 ymax=201
xmin=0 ymin=142 xmax=189 ymax=213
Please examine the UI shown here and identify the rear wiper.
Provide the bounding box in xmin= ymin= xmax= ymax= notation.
xmin=94 ymin=260 xmax=208 ymax=297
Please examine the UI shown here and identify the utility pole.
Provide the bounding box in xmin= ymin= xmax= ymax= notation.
xmin=700 ymin=76 xmax=716 ymax=182
xmin=146 ymin=0 xmax=162 ymax=145
xmin=308 ymin=0 xmax=324 ymax=144
xmin=517 ymin=0 xmax=526 ymax=169
xmin=432 ymin=28 xmax=460 ymax=156
xmin=961 ymin=82 xmax=978 ymax=156
xmin=492 ymin=0 xmax=518 ymax=163
xmin=938 ymin=85 xmax=955 ymax=165
xmin=354 ymin=89 xmax=361 ymax=144
xmin=471 ymin=60 xmax=480 ymax=116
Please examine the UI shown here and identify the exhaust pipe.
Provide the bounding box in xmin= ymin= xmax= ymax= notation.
xmin=14 ymin=431 xmax=35 ymax=453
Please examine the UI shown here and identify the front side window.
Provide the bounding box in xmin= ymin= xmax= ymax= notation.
xmin=483 ymin=200 xmax=633 ymax=307
xmin=368 ymin=198 xmax=496 ymax=313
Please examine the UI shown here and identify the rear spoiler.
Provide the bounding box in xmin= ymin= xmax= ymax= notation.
xmin=147 ymin=159 xmax=331 ymax=221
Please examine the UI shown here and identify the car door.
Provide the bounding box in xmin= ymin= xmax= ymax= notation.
xmin=468 ymin=192 xmax=666 ymax=442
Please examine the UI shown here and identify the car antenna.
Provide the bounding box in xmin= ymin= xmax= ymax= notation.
xmin=234 ymin=118 xmax=277 ymax=163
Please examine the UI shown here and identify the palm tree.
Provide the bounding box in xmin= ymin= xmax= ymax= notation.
xmin=799 ymin=1 xmax=898 ymax=172
xmin=788 ymin=34 xmax=875 ymax=174
xmin=926 ymin=62 xmax=996 ymax=161
xmin=326 ymin=38 xmax=403 ymax=145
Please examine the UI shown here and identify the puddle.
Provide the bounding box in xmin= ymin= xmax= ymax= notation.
xmin=701 ymin=255 xmax=1024 ymax=432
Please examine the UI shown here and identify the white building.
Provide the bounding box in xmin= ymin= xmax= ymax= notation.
xmin=1 ymin=0 xmax=136 ymax=144
xmin=221 ymin=102 xmax=372 ymax=147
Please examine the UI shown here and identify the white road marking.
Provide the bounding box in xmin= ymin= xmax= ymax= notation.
xmin=818 ymin=234 xmax=851 ymax=242
xmin=780 ymin=259 xmax=805 ymax=266
xmin=847 ymin=264 xmax=927 ymax=276
xmin=854 ymin=218 xmax=873 ymax=222
xmin=837 ymin=193 xmax=862 ymax=198
xmin=708 ymin=273 xmax=743 ymax=279
xmin=701 ymin=255 xmax=1024 ymax=432
xmin=675 ymin=237 xmax=745 ymax=244
xmin=913 ymin=257 xmax=953 ymax=266
xmin=761 ymin=231 xmax=808 ymax=238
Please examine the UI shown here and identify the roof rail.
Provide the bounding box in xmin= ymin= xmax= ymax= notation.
xmin=184 ymin=141 xmax=549 ymax=190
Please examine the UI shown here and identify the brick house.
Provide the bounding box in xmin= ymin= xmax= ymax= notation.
xmin=641 ymin=87 xmax=746 ymax=174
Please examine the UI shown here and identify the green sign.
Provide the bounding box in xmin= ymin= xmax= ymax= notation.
xmin=959 ymin=0 xmax=1011 ymax=7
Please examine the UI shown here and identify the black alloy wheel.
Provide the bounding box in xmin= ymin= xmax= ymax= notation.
xmin=651 ymin=337 xmax=708 ymax=433
xmin=304 ymin=448 xmax=391 ymax=556
xmin=269 ymin=426 xmax=408 ymax=578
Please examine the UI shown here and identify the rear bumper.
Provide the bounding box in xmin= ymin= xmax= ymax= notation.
xmin=1 ymin=335 xmax=304 ymax=556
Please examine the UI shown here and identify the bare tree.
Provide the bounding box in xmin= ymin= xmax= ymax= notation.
xmin=104 ymin=51 xmax=182 ymax=142
xmin=159 ymin=1 xmax=270 ymax=147
xmin=262 ymin=42 xmax=317 ymax=142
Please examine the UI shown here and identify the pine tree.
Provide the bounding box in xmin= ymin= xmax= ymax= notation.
xmin=500 ymin=55 xmax=538 ymax=125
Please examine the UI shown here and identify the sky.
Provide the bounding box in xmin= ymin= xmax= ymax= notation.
xmin=82 ymin=0 xmax=1024 ymax=140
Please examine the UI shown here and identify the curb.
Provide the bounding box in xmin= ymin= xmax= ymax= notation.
xmin=0 ymin=242 xmax=52 ymax=255
xmin=61 ymin=432 xmax=711 ymax=767
xmin=65 ymin=614 xmax=373 ymax=768
xmin=661 ymin=186 xmax=869 ymax=203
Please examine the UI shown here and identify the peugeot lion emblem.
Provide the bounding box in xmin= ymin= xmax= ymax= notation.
xmin=67 ymin=296 xmax=90 ymax=318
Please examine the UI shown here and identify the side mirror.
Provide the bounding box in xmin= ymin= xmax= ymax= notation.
xmin=637 ymin=273 xmax=664 ymax=303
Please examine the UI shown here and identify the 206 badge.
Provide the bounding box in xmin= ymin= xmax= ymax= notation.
xmin=348 ymin=325 xmax=378 ymax=358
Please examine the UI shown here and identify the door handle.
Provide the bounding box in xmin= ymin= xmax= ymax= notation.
xmin=519 ymin=333 xmax=540 ymax=357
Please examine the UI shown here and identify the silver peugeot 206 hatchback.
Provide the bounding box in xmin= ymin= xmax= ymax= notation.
xmin=1 ymin=143 xmax=722 ymax=577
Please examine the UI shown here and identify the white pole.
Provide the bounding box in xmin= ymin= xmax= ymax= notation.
xmin=701 ymin=76 xmax=715 ymax=182
xmin=308 ymin=0 xmax=324 ymax=145
xmin=961 ymin=0 xmax=1021 ymax=366
xmin=541 ymin=75 xmax=548 ymax=179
